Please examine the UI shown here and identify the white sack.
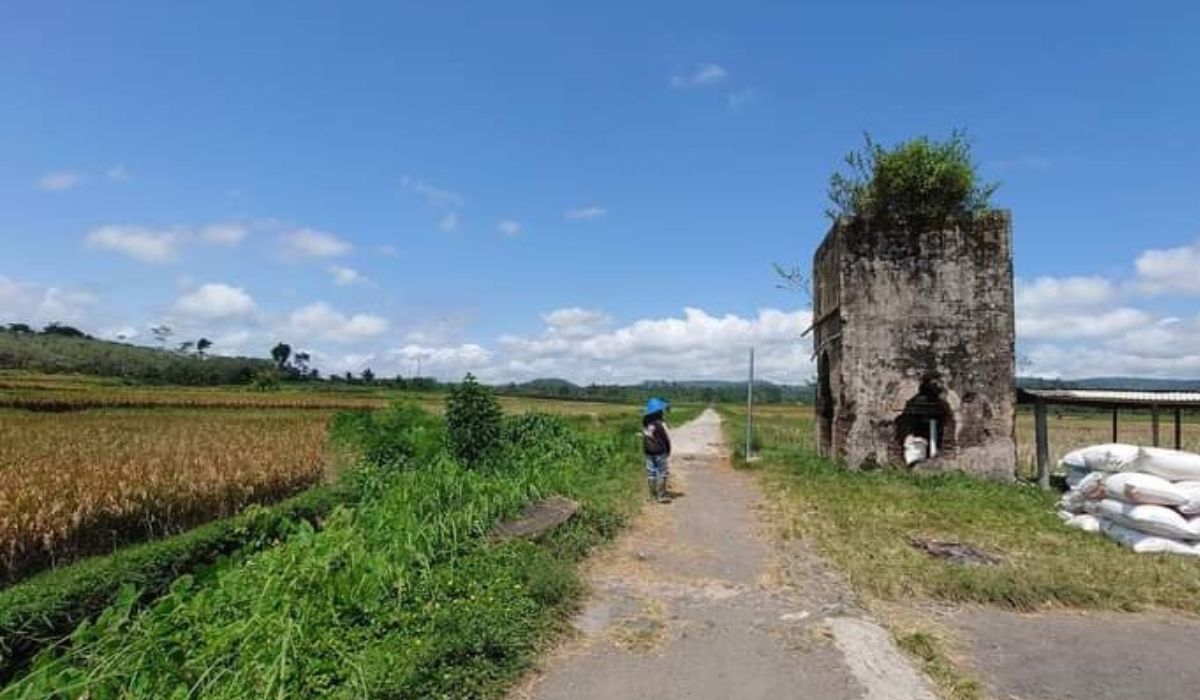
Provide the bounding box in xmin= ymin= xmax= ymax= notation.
xmin=1059 ymin=443 xmax=1140 ymax=472
xmin=903 ymin=436 xmax=929 ymax=466
xmin=1103 ymin=472 xmax=1191 ymax=507
xmin=1065 ymin=466 xmax=1091 ymax=489
xmin=1095 ymin=499 xmax=1200 ymax=540
xmin=1074 ymin=472 xmax=1105 ymax=499
xmin=1058 ymin=472 xmax=1106 ymax=514
xmin=1172 ymin=480 xmax=1200 ymax=515
xmin=1100 ymin=519 xmax=1200 ymax=556
xmin=1129 ymin=447 xmax=1200 ymax=482
xmin=1058 ymin=493 xmax=1086 ymax=514
xmin=1064 ymin=514 xmax=1101 ymax=533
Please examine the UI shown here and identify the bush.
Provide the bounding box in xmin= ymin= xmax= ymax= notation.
xmin=445 ymin=373 xmax=503 ymax=468
xmin=502 ymin=412 xmax=575 ymax=452
xmin=330 ymin=401 xmax=443 ymax=471
xmin=827 ymin=130 xmax=997 ymax=233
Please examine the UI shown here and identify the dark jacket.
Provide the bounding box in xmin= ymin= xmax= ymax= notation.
xmin=642 ymin=417 xmax=671 ymax=456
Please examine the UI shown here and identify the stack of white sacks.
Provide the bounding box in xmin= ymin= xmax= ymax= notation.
xmin=1058 ymin=443 xmax=1200 ymax=556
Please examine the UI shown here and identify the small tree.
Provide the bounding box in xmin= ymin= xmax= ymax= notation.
xmin=43 ymin=323 xmax=87 ymax=338
xmin=445 ymin=373 xmax=502 ymax=468
xmin=361 ymin=367 xmax=375 ymax=384
xmin=292 ymin=351 xmax=311 ymax=374
xmin=150 ymin=324 xmax=173 ymax=348
xmin=271 ymin=342 xmax=292 ymax=370
xmin=826 ymin=130 xmax=997 ymax=233
xmin=197 ymin=337 xmax=212 ymax=358
xmin=7 ymin=323 xmax=33 ymax=333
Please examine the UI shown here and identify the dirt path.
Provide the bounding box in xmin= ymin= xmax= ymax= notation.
xmin=512 ymin=409 xmax=936 ymax=700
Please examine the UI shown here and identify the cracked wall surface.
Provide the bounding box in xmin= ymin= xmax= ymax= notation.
xmin=812 ymin=212 xmax=1016 ymax=480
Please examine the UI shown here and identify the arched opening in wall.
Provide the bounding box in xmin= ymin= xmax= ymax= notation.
xmin=816 ymin=351 xmax=833 ymax=456
xmin=893 ymin=382 xmax=956 ymax=464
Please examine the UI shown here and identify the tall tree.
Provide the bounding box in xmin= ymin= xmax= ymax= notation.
xmin=271 ymin=342 xmax=292 ymax=370
xmin=196 ymin=337 xmax=212 ymax=358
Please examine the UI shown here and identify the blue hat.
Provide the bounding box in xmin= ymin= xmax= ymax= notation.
xmin=644 ymin=397 xmax=669 ymax=416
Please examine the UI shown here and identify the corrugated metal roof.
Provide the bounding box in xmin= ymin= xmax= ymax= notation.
xmin=1018 ymin=388 xmax=1200 ymax=407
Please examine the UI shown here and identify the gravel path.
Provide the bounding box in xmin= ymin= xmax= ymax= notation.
xmin=511 ymin=409 xmax=936 ymax=700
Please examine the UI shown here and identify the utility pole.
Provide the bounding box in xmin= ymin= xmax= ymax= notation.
xmin=746 ymin=347 xmax=755 ymax=461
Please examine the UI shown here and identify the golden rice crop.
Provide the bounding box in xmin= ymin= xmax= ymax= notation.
xmin=0 ymin=408 xmax=333 ymax=582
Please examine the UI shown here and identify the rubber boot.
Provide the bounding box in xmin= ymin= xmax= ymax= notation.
xmin=648 ymin=477 xmax=658 ymax=501
xmin=654 ymin=476 xmax=670 ymax=503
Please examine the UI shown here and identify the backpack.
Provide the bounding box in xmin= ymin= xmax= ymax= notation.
xmin=643 ymin=421 xmax=668 ymax=455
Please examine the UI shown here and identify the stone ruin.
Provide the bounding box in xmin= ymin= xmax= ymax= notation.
xmin=810 ymin=211 xmax=1016 ymax=479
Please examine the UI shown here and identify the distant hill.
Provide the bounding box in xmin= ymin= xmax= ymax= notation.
xmin=0 ymin=327 xmax=274 ymax=385
xmin=497 ymin=377 xmax=815 ymax=405
xmin=1017 ymin=376 xmax=1200 ymax=391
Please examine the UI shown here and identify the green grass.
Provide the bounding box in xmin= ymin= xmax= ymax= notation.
xmin=720 ymin=405 xmax=1200 ymax=614
xmin=1 ymin=403 xmax=646 ymax=699
xmin=894 ymin=631 xmax=983 ymax=700
xmin=0 ymin=483 xmax=354 ymax=684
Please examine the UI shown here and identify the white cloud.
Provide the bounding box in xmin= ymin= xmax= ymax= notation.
xmin=391 ymin=343 xmax=494 ymax=377
xmin=106 ymin=165 xmax=130 ymax=182
xmin=402 ymin=177 xmax=465 ymax=209
xmin=497 ymin=220 xmax=523 ymax=237
xmin=85 ymin=221 xmax=251 ymax=263
xmin=37 ymin=171 xmax=84 ymax=192
xmin=727 ymin=88 xmax=756 ymax=109
xmin=199 ymin=223 xmax=248 ymax=246
xmin=287 ymin=302 xmax=388 ymax=342
xmin=671 ymin=63 xmax=728 ymax=88
xmin=1018 ymin=307 xmax=1152 ymax=340
xmin=329 ymin=265 xmax=368 ymax=286
xmin=493 ymin=306 xmax=812 ymax=384
xmin=174 ymin=283 xmax=256 ymax=320
xmin=0 ymin=276 xmax=96 ymax=327
xmin=36 ymin=171 xmax=85 ymax=192
xmin=281 ymin=228 xmax=352 ymax=258
xmin=565 ymin=206 xmax=606 ymax=221
xmin=376 ymin=244 xmax=399 ymax=257
xmin=542 ymin=307 xmax=612 ymax=338
xmin=1016 ymin=276 xmax=1117 ymax=312
xmin=439 ymin=211 xmax=460 ymax=233
xmin=86 ymin=225 xmax=183 ymax=263
xmin=1135 ymin=240 xmax=1200 ymax=295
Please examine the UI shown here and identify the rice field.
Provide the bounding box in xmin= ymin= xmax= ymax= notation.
xmin=0 ymin=408 xmax=334 ymax=583
xmin=0 ymin=372 xmax=642 ymax=583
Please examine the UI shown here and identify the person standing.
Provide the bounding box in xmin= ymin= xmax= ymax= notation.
xmin=642 ymin=397 xmax=672 ymax=503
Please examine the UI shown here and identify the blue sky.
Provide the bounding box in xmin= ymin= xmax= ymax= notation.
xmin=2 ymin=1 xmax=1198 ymax=382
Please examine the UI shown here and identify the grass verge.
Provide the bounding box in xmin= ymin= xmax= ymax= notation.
xmin=0 ymin=482 xmax=353 ymax=683
xmin=1 ymin=402 xmax=646 ymax=699
xmin=722 ymin=404 xmax=1200 ymax=613
xmin=721 ymin=403 xmax=1200 ymax=699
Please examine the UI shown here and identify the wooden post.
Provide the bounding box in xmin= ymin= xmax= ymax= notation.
xmin=1034 ymin=401 xmax=1050 ymax=489
xmin=1175 ymin=407 xmax=1182 ymax=450
xmin=1111 ymin=407 xmax=1118 ymax=443
xmin=1152 ymin=405 xmax=1161 ymax=447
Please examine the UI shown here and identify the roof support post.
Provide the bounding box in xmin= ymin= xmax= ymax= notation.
xmin=1175 ymin=408 xmax=1182 ymax=450
xmin=1034 ymin=401 xmax=1050 ymax=490
xmin=1152 ymin=405 xmax=1161 ymax=447
xmin=1111 ymin=407 xmax=1118 ymax=443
